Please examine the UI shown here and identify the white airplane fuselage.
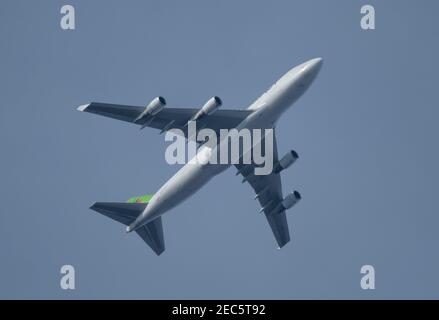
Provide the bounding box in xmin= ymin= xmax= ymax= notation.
xmin=127 ymin=58 xmax=323 ymax=232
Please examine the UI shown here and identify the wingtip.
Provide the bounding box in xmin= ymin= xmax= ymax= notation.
xmin=154 ymin=247 xmax=165 ymax=256
xmin=77 ymin=103 xmax=90 ymax=112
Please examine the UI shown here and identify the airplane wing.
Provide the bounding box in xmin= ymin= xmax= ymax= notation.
xmin=77 ymin=102 xmax=253 ymax=138
xmin=235 ymin=130 xmax=291 ymax=248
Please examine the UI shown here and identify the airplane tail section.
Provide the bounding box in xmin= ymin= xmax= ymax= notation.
xmin=135 ymin=217 xmax=165 ymax=256
xmin=90 ymin=202 xmax=146 ymax=226
xmin=90 ymin=198 xmax=165 ymax=255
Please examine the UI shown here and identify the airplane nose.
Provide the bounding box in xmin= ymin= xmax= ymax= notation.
xmin=306 ymin=57 xmax=323 ymax=75
xmin=296 ymin=57 xmax=323 ymax=85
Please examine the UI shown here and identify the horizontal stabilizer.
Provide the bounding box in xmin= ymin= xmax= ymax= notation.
xmin=90 ymin=202 xmax=146 ymax=226
xmin=135 ymin=217 xmax=165 ymax=255
xmin=90 ymin=202 xmax=148 ymax=226
xmin=90 ymin=202 xmax=165 ymax=255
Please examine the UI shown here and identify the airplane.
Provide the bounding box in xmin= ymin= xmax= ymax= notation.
xmin=77 ymin=57 xmax=323 ymax=255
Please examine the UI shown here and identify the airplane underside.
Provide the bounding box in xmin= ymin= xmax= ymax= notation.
xmin=80 ymin=58 xmax=323 ymax=255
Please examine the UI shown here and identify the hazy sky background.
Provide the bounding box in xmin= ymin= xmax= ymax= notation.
xmin=1 ymin=0 xmax=438 ymax=299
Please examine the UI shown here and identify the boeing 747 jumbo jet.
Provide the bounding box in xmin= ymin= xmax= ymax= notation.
xmin=77 ymin=58 xmax=323 ymax=255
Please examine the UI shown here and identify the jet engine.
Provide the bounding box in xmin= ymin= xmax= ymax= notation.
xmin=192 ymin=96 xmax=222 ymax=120
xmin=274 ymin=150 xmax=298 ymax=173
xmin=145 ymin=96 xmax=166 ymax=115
xmin=134 ymin=96 xmax=166 ymax=123
xmin=281 ymin=191 xmax=301 ymax=210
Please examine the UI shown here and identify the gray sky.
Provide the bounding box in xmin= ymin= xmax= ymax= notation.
xmin=1 ymin=0 xmax=438 ymax=299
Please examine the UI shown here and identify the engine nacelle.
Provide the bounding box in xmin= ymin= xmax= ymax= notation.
xmin=145 ymin=96 xmax=166 ymax=115
xmin=281 ymin=191 xmax=301 ymax=210
xmin=192 ymin=96 xmax=222 ymax=120
xmin=274 ymin=150 xmax=298 ymax=173
xmin=202 ymin=96 xmax=222 ymax=115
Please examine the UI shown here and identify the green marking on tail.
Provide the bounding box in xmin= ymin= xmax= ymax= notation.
xmin=127 ymin=194 xmax=154 ymax=203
